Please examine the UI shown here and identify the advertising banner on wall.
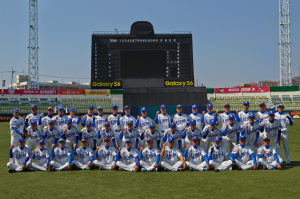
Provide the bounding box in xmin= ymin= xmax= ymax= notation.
xmin=85 ymin=90 xmax=110 ymax=95
xmin=214 ymin=87 xmax=269 ymax=93
xmin=59 ymin=89 xmax=85 ymax=95
xmin=3 ymin=89 xmax=58 ymax=95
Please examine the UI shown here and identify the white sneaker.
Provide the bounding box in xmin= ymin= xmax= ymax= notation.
xmin=229 ymin=167 xmax=232 ymax=171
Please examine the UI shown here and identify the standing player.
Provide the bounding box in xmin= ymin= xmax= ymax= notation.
xmin=236 ymin=101 xmax=250 ymax=128
xmin=61 ymin=118 xmax=80 ymax=152
xmin=208 ymin=137 xmax=235 ymax=172
xmin=155 ymin=104 xmax=172 ymax=144
xmin=187 ymin=105 xmax=203 ymax=129
xmin=97 ymin=121 xmax=117 ymax=149
xmin=119 ymin=105 xmax=136 ymax=129
xmin=275 ymin=103 xmax=293 ymax=166
xmin=94 ymin=137 xmax=118 ymax=170
xmin=55 ymin=106 xmax=68 ymax=132
xmin=25 ymin=121 xmax=42 ymax=151
xmin=50 ymin=138 xmax=73 ymax=171
xmin=116 ymin=139 xmax=139 ymax=172
xmin=161 ymin=137 xmax=187 ymax=172
xmin=182 ymin=120 xmax=202 ymax=150
xmin=219 ymin=103 xmax=235 ymax=129
xmin=31 ymin=140 xmax=50 ymax=171
xmin=135 ymin=107 xmax=152 ymax=148
xmin=141 ymin=122 xmax=162 ymax=150
xmin=139 ymin=138 xmax=161 ymax=172
xmin=184 ymin=136 xmax=209 ymax=171
xmin=163 ymin=123 xmax=182 ymax=151
xmin=222 ymin=114 xmax=240 ymax=153
xmin=241 ymin=113 xmax=261 ymax=153
xmin=25 ymin=104 xmax=42 ymax=129
xmin=41 ymin=107 xmax=55 ymax=128
xmin=79 ymin=121 xmax=97 ymax=151
xmin=254 ymin=102 xmax=268 ymax=147
xmin=202 ymin=119 xmax=223 ymax=152
xmin=42 ymin=120 xmax=60 ymax=151
xmin=68 ymin=107 xmax=81 ymax=128
xmin=94 ymin=106 xmax=107 ymax=146
xmin=119 ymin=121 xmax=140 ymax=150
xmin=7 ymin=137 xmax=32 ymax=173
xmin=232 ymin=135 xmax=258 ymax=171
xmin=201 ymin=104 xmax=219 ymax=128
xmin=107 ymin=105 xmax=121 ymax=147
xmin=72 ymin=138 xmax=94 ymax=170
xmin=10 ymin=108 xmax=25 ymax=147
xmin=173 ymin=104 xmax=188 ymax=149
xmin=81 ymin=105 xmax=95 ymax=128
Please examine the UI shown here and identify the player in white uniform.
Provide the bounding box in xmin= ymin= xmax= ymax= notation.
xmin=97 ymin=121 xmax=117 ymax=149
xmin=54 ymin=106 xmax=68 ymax=132
xmin=254 ymin=102 xmax=268 ymax=147
xmin=119 ymin=105 xmax=137 ymax=129
xmin=208 ymin=137 xmax=235 ymax=172
xmin=94 ymin=137 xmax=118 ymax=170
xmin=202 ymin=119 xmax=223 ymax=152
xmin=50 ymin=138 xmax=73 ymax=171
xmin=67 ymin=107 xmax=81 ymax=128
xmin=241 ymin=113 xmax=261 ymax=153
xmin=236 ymin=101 xmax=251 ymax=128
xmin=81 ymin=105 xmax=95 ymax=128
xmin=25 ymin=104 xmax=42 ymax=130
xmin=136 ymin=107 xmax=153 ymax=148
xmin=161 ymin=137 xmax=187 ymax=171
xmin=7 ymin=137 xmax=32 ymax=173
xmin=108 ymin=105 xmax=121 ymax=147
xmin=10 ymin=108 xmax=25 ymax=147
xmin=140 ymin=138 xmax=161 ymax=172
xmin=257 ymin=136 xmax=283 ymax=170
xmin=182 ymin=120 xmax=202 ymax=150
xmin=79 ymin=121 xmax=97 ymax=151
xmin=155 ymin=104 xmax=172 ymax=147
xmin=262 ymin=111 xmax=282 ymax=157
xmin=41 ymin=107 xmax=56 ymax=128
xmin=31 ymin=140 xmax=50 ymax=171
xmin=184 ymin=136 xmax=209 ymax=171
xmin=119 ymin=120 xmax=140 ymax=150
xmin=222 ymin=114 xmax=240 ymax=153
xmin=201 ymin=104 xmax=219 ymax=128
xmin=116 ymin=139 xmax=139 ymax=171
xmin=163 ymin=123 xmax=182 ymax=151
xmin=42 ymin=120 xmax=60 ymax=151
xmin=173 ymin=104 xmax=188 ymax=149
xmin=141 ymin=122 xmax=162 ymax=150
xmin=187 ymin=105 xmax=203 ymax=129
xmin=61 ymin=118 xmax=80 ymax=153
xmin=25 ymin=121 xmax=42 ymax=151
xmin=232 ymin=135 xmax=258 ymax=171
xmin=219 ymin=103 xmax=235 ymax=129
xmin=72 ymin=138 xmax=94 ymax=170
xmin=275 ymin=103 xmax=293 ymax=166
xmin=94 ymin=106 xmax=107 ymax=146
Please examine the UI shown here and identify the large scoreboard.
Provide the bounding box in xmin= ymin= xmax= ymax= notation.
xmin=91 ymin=21 xmax=194 ymax=89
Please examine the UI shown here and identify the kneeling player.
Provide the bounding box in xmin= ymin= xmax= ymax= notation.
xmin=161 ymin=137 xmax=186 ymax=171
xmin=257 ymin=136 xmax=283 ymax=170
xmin=7 ymin=137 xmax=32 ymax=173
xmin=208 ymin=137 xmax=235 ymax=172
xmin=94 ymin=137 xmax=118 ymax=170
xmin=50 ymin=138 xmax=72 ymax=171
xmin=31 ymin=140 xmax=50 ymax=171
xmin=139 ymin=138 xmax=161 ymax=172
xmin=182 ymin=119 xmax=202 ymax=150
xmin=73 ymin=138 xmax=94 ymax=170
xmin=232 ymin=135 xmax=258 ymax=171
xmin=184 ymin=136 xmax=209 ymax=171
xmin=117 ymin=139 xmax=139 ymax=171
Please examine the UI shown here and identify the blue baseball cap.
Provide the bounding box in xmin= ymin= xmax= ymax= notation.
xmin=209 ymin=119 xmax=216 ymax=125
xmin=146 ymin=138 xmax=153 ymax=142
xmin=39 ymin=140 xmax=45 ymax=144
xmin=177 ymin=104 xmax=182 ymax=108
xmin=66 ymin=118 xmax=72 ymax=123
xmin=214 ymin=137 xmax=222 ymax=142
xmin=13 ymin=108 xmax=19 ymax=113
xmin=81 ymin=138 xmax=87 ymax=142
xmin=125 ymin=138 xmax=131 ymax=143
xmin=18 ymin=137 xmax=25 ymax=142
xmin=243 ymin=101 xmax=249 ymax=105
xmin=248 ymin=113 xmax=255 ymax=118
xmin=259 ymin=102 xmax=265 ymax=107
xmin=48 ymin=120 xmax=55 ymax=124
xmin=31 ymin=104 xmax=37 ymax=109
xmin=207 ymin=104 xmax=213 ymax=109
xmin=268 ymin=111 xmax=275 ymax=116
xmin=192 ymin=104 xmax=198 ymax=109
xmin=160 ymin=104 xmax=166 ymax=109
xmin=104 ymin=137 xmax=110 ymax=141
xmin=263 ymin=136 xmax=270 ymax=141
xmin=168 ymin=137 xmax=175 ymax=142
xmin=48 ymin=107 xmax=53 ymax=111
xmin=141 ymin=107 xmax=147 ymax=112
xmin=59 ymin=138 xmax=65 ymax=142
xmin=277 ymin=103 xmax=284 ymax=108
xmin=228 ymin=114 xmax=235 ymax=119
xmin=97 ymin=106 xmax=103 ymax=110
xmin=30 ymin=121 xmax=37 ymax=125
xmin=239 ymin=135 xmax=246 ymax=140
xmin=69 ymin=107 xmax=76 ymax=112
xmin=104 ymin=122 xmax=110 ymax=126
xmin=58 ymin=106 xmax=64 ymax=111
xmin=192 ymin=136 xmax=198 ymax=141
xmin=127 ymin=120 xmax=133 ymax=125
xmin=124 ymin=105 xmax=130 ymax=110
xmin=85 ymin=121 xmax=92 ymax=126
xmin=224 ymin=103 xmax=230 ymax=108
xmin=149 ymin=122 xmax=155 ymax=128
xmin=112 ymin=104 xmax=118 ymax=109
xmin=189 ymin=119 xmax=196 ymax=125
xmin=88 ymin=105 xmax=94 ymax=110
xmin=170 ymin=123 xmax=176 ymax=128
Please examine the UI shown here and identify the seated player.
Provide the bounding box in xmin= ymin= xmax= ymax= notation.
xmin=241 ymin=113 xmax=261 ymax=153
xmin=61 ymin=118 xmax=80 ymax=152
xmin=97 ymin=121 xmax=117 ymax=150
xmin=140 ymin=122 xmax=162 ymax=151
xmin=116 ymin=139 xmax=139 ymax=172
xmin=182 ymin=119 xmax=202 ymax=150
xmin=7 ymin=137 xmax=32 ymax=173
xmin=184 ymin=136 xmax=209 ymax=171
xmin=139 ymin=138 xmax=161 ymax=172
xmin=50 ymin=138 xmax=72 ymax=171
xmin=222 ymin=114 xmax=240 ymax=153
xmin=257 ymin=136 xmax=283 ymax=170
xmin=202 ymin=119 xmax=223 ymax=152
xmin=94 ymin=137 xmax=118 ymax=170
xmin=231 ymin=135 xmax=258 ymax=171
xmin=208 ymin=137 xmax=235 ymax=172
xmin=25 ymin=121 xmax=42 ymax=151
xmin=9 ymin=108 xmax=25 ymax=147
xmin=31 ymin=140 xmax=50 ymax=171
xmin=119 ymin=120 xmax=140 ymax=150
xmin=79 ymin=121 xmax=97 ymax=151
xmin=72 ymin=138 xmax=94 ymax=170
xmin=163 ymin=123 xmax=182 ymax=151
xmin=42 ymin=120 xmax=60 ymax=151
xmin=161 ymin=137 xmax=187 ymax=172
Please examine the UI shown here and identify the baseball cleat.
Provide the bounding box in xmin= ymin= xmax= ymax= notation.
xmin=141 ymin=168 xmax=148 ymax=172
xmin=110 ymin=166 xmax=115 ymax=170
xmin=263 ymin=166 xmax=268 ymax=170
xmin=8 ymin=169 xmax=15 ymax=173
xmin=51 ymin=168 xmax=57 ymax=171
xmin=273 ymin=167 xmax=279 ymax=170
xmin=84 ymin=167 xmax=90 ymax=170
xmin=152 ymin=168 xmax=158 ymax=172
xmin=229 ymin=167 xmax=232 ymax=171
xmin=164 ymin=168 xmax=168 ymax=171
xmin=286 ymin=163 xmax=290 ymax=166
xmin=214 ymin=169 xmax=220 ymax=172
xmin=177 ymin=168 xmax=183 ymax=172
xmin=203 ymin=168 xmax=208 ymax=171
xmin=189 ymin=168 xmax=193 ymax=171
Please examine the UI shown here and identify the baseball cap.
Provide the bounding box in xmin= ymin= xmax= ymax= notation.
xmin=69 ymin=107 xmax=76 ymax=112
xmin=268 ymin=111 xmax=275 ymax=116
xmin=146 ymin=138 xmax=153 ymax=142
xmin=192 ymin=136 xmax=198 ymax=141
xmin=30 ymin=121 xmax=37 ymax=125
xmin=127 ymin=120 xmax=133 ymax=125
xmin=248 ymin=113 xmax=255 ymax=118
xmin=97 ymin=106 xmax=103 ymax=110
xmin=141 ymin=107 xmax=147 ymax=112
xmin=48 ymin=120 xmax=55 ymax=124
xmin=31 ymin=104 xmax=37 ymax=109
xmin=13 ymin=108 xmax=19 ymax=113
xmin=85 ymin=121 xmax=92 ymax=126
xmin=239 ymin=135 xmax=246 ymax=140
xmin=149 ymin=122 xmax=155 ymax=128
xmin=168 ymin=137 xmax=175 ymax=142
xmin=58 ymin=106 xmax=64 ymax=111
xmin=104 ymin=137 xmax=110 ymax=141
xmin=214 ymin=137 xmax=222 ymax=142
xmin=170 ymin=123 xmax=176 ymax=128
xmin=207 ymin=104 xmax=213 ymax=109
xmin=277 ymin=103 xmax=284 ymax=108
xmin=209 ymin=119 xmax=216 ymax=125
xmin=112 ymin=104 xmax=118 ymax=109
xmin=59 ymin=138 xmax=65 ymax=142
xmin=125 ymin=138 xmax=131 ymax=143
xmin=18 ymin=137 xmax=25 ymax=142
xmin=88 ymin=105 xmax=94 ymax=110
xmin=192 ymin=104 xmax=198 ymax=109
xmin=124 ymin=105 xmax=130 ymax=110
xmin=224 ymin=103 xmax=230 ymax=108
xmin=66 ymin=118 xmax=72 ymax=123
xmin=81 ymin=138 xmax=87 ymax=142
xmin=259 ymin=102 xmax=265 ymax=107
xmin=189 ymin=119 xmax=196 ymax=125
xmin=104 ymin=122 xmax=110 ymax=126
xmin=39 ymin=140 xmax=45 ymax=144
xmin=263 ymin=136 xmax=270 ymax=141
xmin=243 ymin=101 xmax=250 ymax=105
xmin=160 ymin=104 xmax=166 ymax=109
xmin=177 ymin=104 xmax=182 ymax=108
xmin=48 ymin=107 xmax=53 ymax=111
xmin=228 ymin=114 xmax=235 ymax=119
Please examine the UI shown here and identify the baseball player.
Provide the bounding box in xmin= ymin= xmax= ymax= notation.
xmin=107 ymin=105 xmax=121 ymax=147
xmin=182 ymin=120 xmax=202 ymax=150
xmin=187 ymin=105 xmax=203 ymax=129
xmin=232 ymin=135 xmax=258 ymax=171
xmin=50 ymin=138 xmax=73 ymax=171
xmin=119 ymin=105 xmax=137 ymax=129
xmin=119 ymin=120 xmax=140 ymax=150
xmin=97 ymin=121 xmax=117 ymax=149
xmin=254 ymin=102 xmax=268 ymax=147
xmin=261 ymin=111 xmax=282 ymax=157
xmin=116 ymin=138 xmax=139 ymax=171
xmin=135 ymin=107 xmax=152 ymax=148
xmin=10 ymin=108 xmax=25 ymax=147
xmin=202 ymin=119 xmax=223 ymax=152
xmin=54 ymin=106 xmax=68 ymax=132
xmin=25 ymin=121 xmax=42 ymax=151
xmin=67 ymin=107 xmax=81 ymax=128
xmin=241 ymin=113 xmax=261 ymax=153
xmin=219 ymin=103 xmax=235 ymax=129
xmin=72 ymin=138 xmax=94 ymax=170
xmin=61 ymin=118 xmax=80 ymax=153
xmin=163 ymin=123 xmax=182 ymax=151
xmin=173 ymin=104 xmax=188 ymax=149
xmin=41 ymin=107 xmax=55 ymax=127
xmin=275 ymin=103 xmax=293 ymax=166
xmin=7 ymin=137 xmax=32 ymax=173
xmin=79 ymin=121 xmax=97 ymax=151
xmin=184 ymin=136 xmax=209 ymax=171
xmin=94 ymin=106 xmax=107 ymax=144
xmin=222 ymin=114 xmax=240 ymax=153
xmin=31 ymin=140 xmax=50 ymax=171
xmin=139 ymin=138 xmax=161 ymax=172
xmin=155 ymin=104 xmax=172 ymax=140
xmin=140 ymin=122 xmax=162 ymax=150
xmin=236 ymin=101 xmax=251 ymax=127
xmin=161 ymin=137 xmax=187 ymax=171
xmin=25 ymin=104 xmax=42 ymax=129
xmin=42 ymin=120 xmax=60 ymax=151
xmin=94 ymin=137 xmax=118 ymax=170
xmin=208 ymin=137 xmax=235 ymax=172
xmin=257 ymin=136 xmax=283 ymax=170
xmin=81 ymin=105 xmax=95 ymax=128
xmin=201 ymin=104 xmax=219 ymax=128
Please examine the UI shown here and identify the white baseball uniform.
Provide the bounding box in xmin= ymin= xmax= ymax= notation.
xmin=81 ymin=114 xmax=95 ymax=128
xmin=97 ymin=129 xmax=117 ymax=147
xmin=219 ymin=112 xmax=235 ymax=129
xmin=80 ymin=128 xmax=97 ymax=149
xmin=262 ymin=119 xmax=282 ymax=156
xmin=255 ymin=111 xmax=268 ymax=146
xmin=31 ymin=148 xmax=50 ymax=171
xmin=55 ymin=115 xmax=68 ymax=132
xmin=94 ymin=114 xmax=107 ymax=146
xmin=120 ymin=115 xmax=136 ymax=128
xmin=25 ymin=127 xmax=42 ymax=151
xmin=94 ymin=145 xmax=118 ymax=170
xmin=7 ymin=146 xmax=32 ymax=172
xmin=184 ymin=145 xmax=209 ymax=171
xmin=155 ymin=113 xmax=172 ymax=133
xmin=61 ymin=124 xmax=80 ymax=150
xmin=116 ymin=148 xmax=139 ymax=171
xmin=237 ymin=111 xmax=250 ymax=127
xmin=72 ymin=146 xmax=94 ymax=169
xmin=108 ymin=114 xmax=121 ymax=146
xmin=161 ymin=146 xmax=183 ymax=171
xmin=50 ymin=147 xmax=72 ymax=170
xmin=10 ymin=117 xmax=25 ymax=147
xmin=182 ymin=127 xmax=202 ymax=150
xmin=41 ymin=114 xmax=56 ymax=128
xmin=42 ymin=126 xmax=61 ymax=151
xmin=222 ymin=122 xmax=240 ymax=153
xmin=142 ymin=129 xmax=162 ymax=148
xmin=257 ymin=145 xmax=283 ymax=169
xmin=25 ymin=113 xmax=42 ymax=129
xmin=140 ymin=147 xmax=161 ymax=171
xmin=136 ymin=116 xmax=152 ymax=147
xmin=119 ymin=128 xmax=140 ymax=148
xmin=232 ymin=144 xmax=256 ymax=170
xmin=242 ymin=121 xmax=261 ymax=153
xmin=67 ymin=115 xmax=81 ymax=128
xmin=188 ymin=113 xmax=203 ymax=129
xmin=208 ymin=145 xmax=233 ymax=171
xmin=202 ymin=126 xmax=223 ymax=152
xmin=201 ymin=112 xmax=219 ymax=128
xmin=163 ymin=128 xmax=182 ymax=149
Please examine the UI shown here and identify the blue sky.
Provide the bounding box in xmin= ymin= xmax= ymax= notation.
xmin=1 ymin=0 xmax=300 ymax=88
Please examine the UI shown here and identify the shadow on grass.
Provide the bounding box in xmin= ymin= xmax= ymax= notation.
xmin=282 ymin=161 xmax=300 ymax=170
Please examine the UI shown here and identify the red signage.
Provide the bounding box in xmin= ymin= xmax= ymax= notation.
xmin=59 ymin=89 xmax=85 ymax=95
xmin=215 ymin=87 xmax=269 ymax=93
xmin=3 ymin=89 xmax=58 ymax=95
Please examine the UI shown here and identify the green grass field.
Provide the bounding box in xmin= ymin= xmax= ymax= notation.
xmin=1 ymin=122 xmax=300 ymax=199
